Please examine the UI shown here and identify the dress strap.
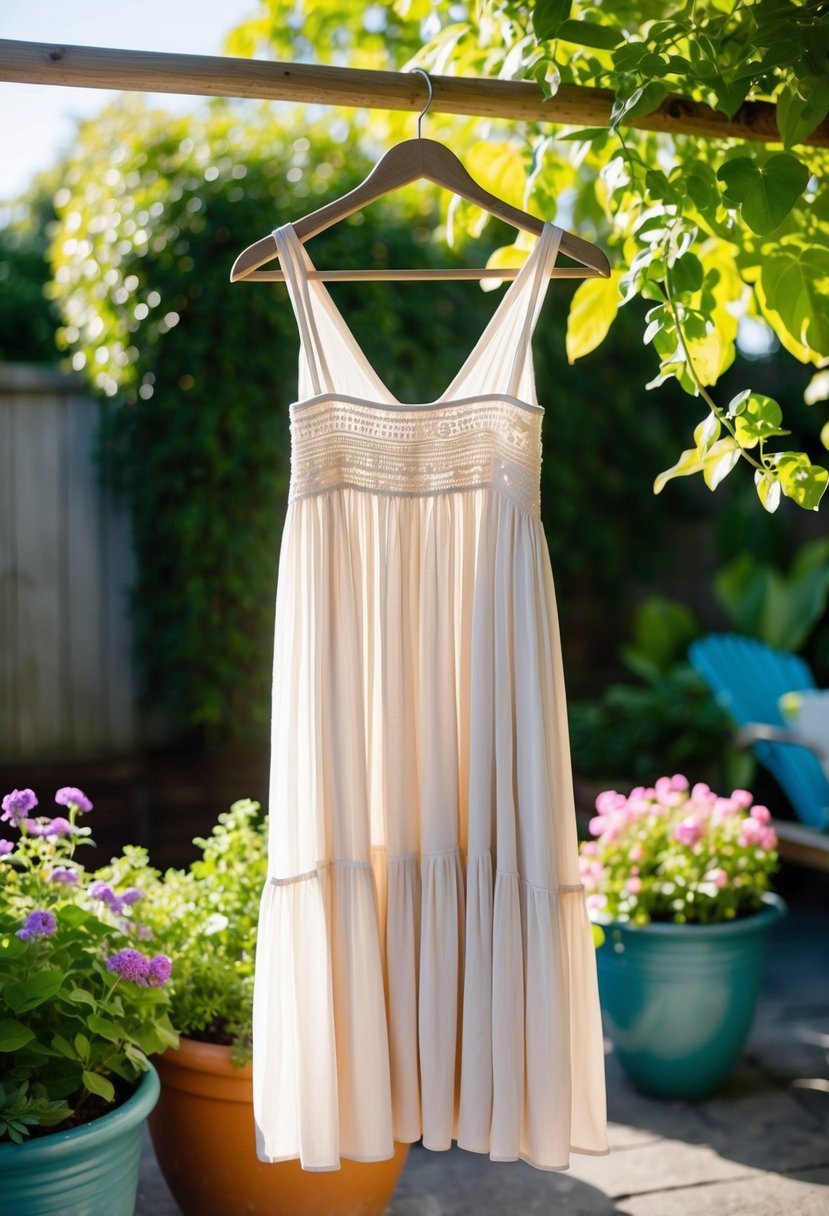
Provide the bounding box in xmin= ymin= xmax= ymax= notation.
xmin=272 ymin=225 xmax=333 ymax=397
xmin=505 ymin=222 xmax=563 ymax=402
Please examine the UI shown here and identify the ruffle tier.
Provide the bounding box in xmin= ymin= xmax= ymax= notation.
xmin=253 ymin=851 xmax=607 ymax=1170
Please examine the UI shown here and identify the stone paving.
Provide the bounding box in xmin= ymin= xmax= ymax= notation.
xmin=137 ymin=869 xmax=829 ymax=1216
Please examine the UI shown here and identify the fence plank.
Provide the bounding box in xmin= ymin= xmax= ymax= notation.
xmin=0 ymin=364 xmax=139 ymax=761
xmin=0 ymin=396 xmax=16 ymax=758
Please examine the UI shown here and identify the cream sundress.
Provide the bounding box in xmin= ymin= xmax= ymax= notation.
xmin=251 ymin=220 xmax=609 ymax=1173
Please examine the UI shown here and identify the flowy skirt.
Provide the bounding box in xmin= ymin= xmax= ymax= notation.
xmin=252 ymin=485 xmax=609 ymax=1171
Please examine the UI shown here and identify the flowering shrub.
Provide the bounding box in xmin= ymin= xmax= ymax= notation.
xmin=579 ymin=776 xmax=780 ymax=927
xmin=113 ymin=799 xmax=267 ymax=1068
xmin=0 ymin=787 xmax=178 ymax=1143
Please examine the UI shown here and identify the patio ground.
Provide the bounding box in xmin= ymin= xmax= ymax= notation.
xmin=136 ymin=864 xmax=829 ymax=1215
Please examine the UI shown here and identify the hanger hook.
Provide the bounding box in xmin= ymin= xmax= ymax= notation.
xmin=410 ymin=68 xmax=433 ymax=139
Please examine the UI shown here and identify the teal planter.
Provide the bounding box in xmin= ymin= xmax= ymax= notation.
xmin=596 ymin=893 xmax=787 ymax=1099
xmin=0 ymin=1061 xmax=160 ymax=1216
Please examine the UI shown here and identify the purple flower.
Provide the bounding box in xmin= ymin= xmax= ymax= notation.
xmin=1 ymin=789 xmax=38 ymax=828
xmin=106 ymin=948 xmax=150 ymax=984
xmin=43 ymin=817 xmax=73 ymax=838
xmin=55 ymin=787 xmax=93 ymax=813
xmin=49 ymin=867 xmax=79 ymax=884
xmin=0 ymin=839 xmax=14 ymax=857
xmin=120 ymin=887 xmax=145 ymax=906
xmin=147 ymin=954 xmax=172 ymax=987
xmin=89 ymin=881 xmax=124 ymax=915
xmin=16 ymin=909 xmax=58 ymax=941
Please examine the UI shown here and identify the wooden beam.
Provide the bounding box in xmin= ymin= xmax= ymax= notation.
xmin=1 ymin=38 xmax=827 ymax=149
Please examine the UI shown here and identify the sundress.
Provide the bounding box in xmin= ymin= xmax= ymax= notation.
xmin=251 ymin=219 xmax=609 ymax=1172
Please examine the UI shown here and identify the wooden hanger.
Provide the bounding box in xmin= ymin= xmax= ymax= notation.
xmin=229 ymin=70 xmax=611 ymax=283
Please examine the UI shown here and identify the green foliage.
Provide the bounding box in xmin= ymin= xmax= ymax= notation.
xmin=713 ymin=537 xmax=829 ymax=650
xmin=568 ymin=594 xmax=753 ymax=789
xmin=134 ymin=800 xmax=268 ymax=1067
xmin=619 ymin=594 xmax=700 ymax=682
xmin=568 ymin=664 xmax=749 ymax=790
xmin=0 ymin=789 xmax=177 ymax=1142
xmin=579 ymin=779 xmax=780 ymax=926
xmin=0 ymin=178 xmax=62 ymax=362
xmin=231 ymin=0 xmax=829 ymax=512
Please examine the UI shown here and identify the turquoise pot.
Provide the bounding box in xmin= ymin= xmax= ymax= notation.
xmin=0 ymin=1061 xmax=160 ymax=1216
xmin=595 ymin=892 xmax=787 ymax=1099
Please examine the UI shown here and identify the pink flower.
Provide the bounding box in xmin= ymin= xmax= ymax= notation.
xmin=674 ymin=816 xmax=704 ymax=846
xmin=628 ymin=842 xmax=645 ymax=862
xmin=671 ymin=774 xmax=690 ymax=792
xmin=43 ymin=817 xmax=73 ymax=837
xmin=595 ymin=791 xmax=619 ymax=814
xmin=704 ymin=867 xmax=728 ymax=888
xmin=655 ymin=776 xmax=674 ymax=800
xmin=739 ymin=817 xmax=776 ymax=849
xmin=586 ymin=893 xmax=608 ymax=914
xmin=731 ymin=789 xmax=754 ymax=808
xmin=580 ymin=841 xmax=598 ymax=856
xmin=691 ymin=782 xmax=711 ymax=800
xmin=750 ymin=805 xmax=772 ymax=822
xmin=588 ymin=815 xmax=607 ymax=837
xmin=0 ymin=839 xmax=14 ymax=857
xmin=626 ymin=876 xmax=642 ymax=895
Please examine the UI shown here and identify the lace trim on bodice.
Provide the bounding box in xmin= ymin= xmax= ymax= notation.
xmin=288 ymin=394 xmax=544 ymax=517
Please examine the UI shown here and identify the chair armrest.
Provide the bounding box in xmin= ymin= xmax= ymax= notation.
xmin=735 ymin=722 xmax=826 ymax=761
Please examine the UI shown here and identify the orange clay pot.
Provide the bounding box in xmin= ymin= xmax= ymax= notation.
xmin=148 ymin=1038 xmax=409 ymax=1216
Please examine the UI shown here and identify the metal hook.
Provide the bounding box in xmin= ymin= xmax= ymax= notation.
xmin=410 ymin=68 xmax=433 ymax=139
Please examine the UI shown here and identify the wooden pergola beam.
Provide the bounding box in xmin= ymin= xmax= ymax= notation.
xmin=1 ymin=38 xmax=827 ymax=149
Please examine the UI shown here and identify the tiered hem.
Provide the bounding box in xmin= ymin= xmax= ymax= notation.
xmin=253 ymin=851 xmax=609 ymax=1171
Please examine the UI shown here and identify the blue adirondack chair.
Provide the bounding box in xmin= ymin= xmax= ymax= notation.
xmin=689 ymin=633 xmax=829 ymax=869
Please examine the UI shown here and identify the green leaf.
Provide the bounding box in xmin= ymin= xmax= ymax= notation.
xmin=51 ymin=1033 xmax=76 ymax=1059
xmin=557 ymin=127 xmax=608 ymax=141
xmin=733 ymin=394 xmax=786 ymax=448
xmin=86 ymin=1014 xmax=122 ymax=1043
xmin=612 ymin=82 xmax=668 ymax=130
xmin=592 ymin=923 xmax=606 ymax=949
xmin=555 ymin=18 xmax=621 ymax=49
xmin=776 ymin=77 xmax=829 ymax=150
xmin=775 ymin=454 xmax=829 ymax=511
xmin=694 ymin=412 xmax=721 ymax=455
xmin=682 ymin=161 xmax=719 ymax=216
xmin=757 ymin=246 xmax=829 ymax=364
xmin=670 ymin=252 xmax=704 ymax=294
xmin=66 ymin=987 xmax=97 ymax=1008
xmin=0 ymin=1019 xmax=36 ymax=1052
xmin=74 ymin=1032 xmax=91 ymax=1059
xmin=654 ymin=446 xmax=703 ymax=494
xmin=716 ymin=153 xmax=810 ymax=236
xmin=822 ymin=420 xmax=829 ymax=450
xmin=727 ymin=388 xmax=751 ymax=416
xmin=702 ymin=438 xmax=741 ymax=490
xmin=532 ymin=0 xmax=573 ymax=41
xmin=82 ymin=1071 xmax=115 ymax=1102
xmin=566 ymin=271 xmax=622 ymax=362
xmin=755 ymin=471 xmax=782 ymax=514
xmin=4 ymin=970 xmax=65 ymax=1014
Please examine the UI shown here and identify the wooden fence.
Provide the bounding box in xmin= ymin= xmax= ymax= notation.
xmin=0 ymin=363 xmax=137 ymax=763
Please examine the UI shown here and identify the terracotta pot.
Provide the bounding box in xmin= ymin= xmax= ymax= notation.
xmin=148 ymin=1037 xmax=409 ymax=1216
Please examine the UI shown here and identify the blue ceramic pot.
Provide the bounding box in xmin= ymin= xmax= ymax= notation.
xmin=0 ymin=1060 xmax=160 ymax=1216
xmin=595 ymin=892 xmax=787 ymax=1099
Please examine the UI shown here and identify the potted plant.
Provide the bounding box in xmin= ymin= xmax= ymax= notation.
xmin=580 ymin=775 xmax=786 ymax=1099
xmin=134 ymin=799 xmax=409 ymax=1216
xmin=0 ymin=785 xmax=178 ymax=1216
